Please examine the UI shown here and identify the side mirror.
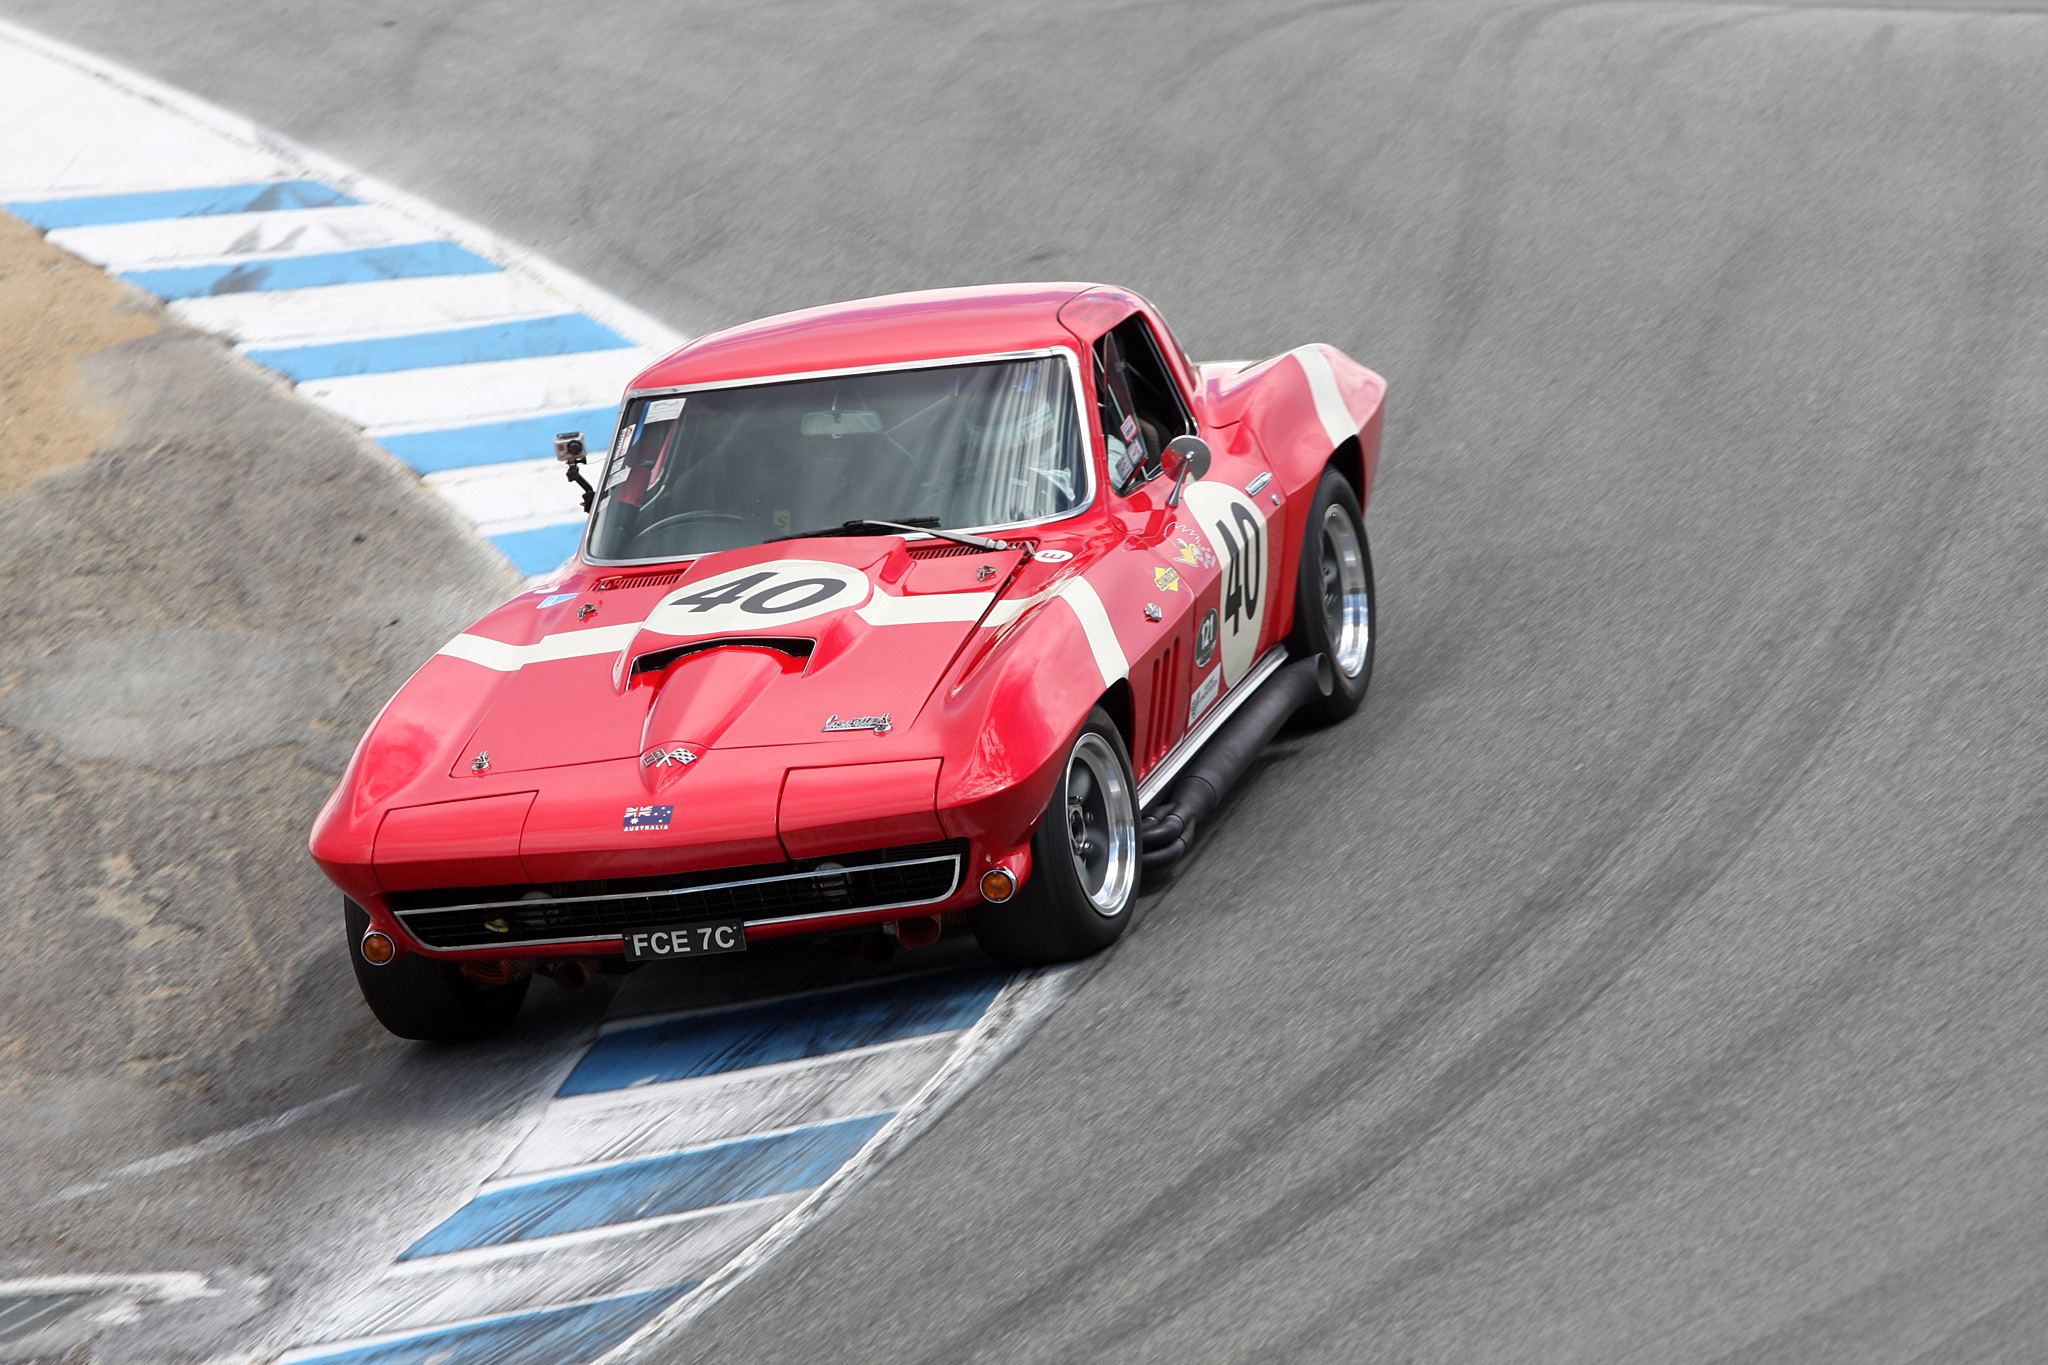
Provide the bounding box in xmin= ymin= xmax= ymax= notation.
xmin=1161 ymin=435 xmax=1211 ymax=508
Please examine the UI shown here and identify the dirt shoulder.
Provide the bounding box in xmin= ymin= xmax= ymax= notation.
xmin=0 ymin=211 xmax=533 ymax=1358
xmin=0 ymin=210 xmax=160 ymax=495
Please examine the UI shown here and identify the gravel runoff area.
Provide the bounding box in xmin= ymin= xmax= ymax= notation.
xmin=0 ymin=206 xmax=574 ymax=1361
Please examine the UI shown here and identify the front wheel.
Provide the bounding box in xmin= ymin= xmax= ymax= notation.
xmin=969 ymin=709 xmax=1139 ymax=967
xmin=1287 ymin=468 xmax=1375 ymax=724
xmin=345 ymin=900 xmax=528 ymax=1042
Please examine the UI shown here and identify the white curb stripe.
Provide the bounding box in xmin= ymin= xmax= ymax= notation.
xmin=499 ymin=1033 xmax=962 ymax=1180
xmin=316 ymin=1197 xmax=795 ymax=1340
xmin=173 ymin=273 xmax=576 ymax=348
xmin=302 ymin=347 xmax=656 ymax=433
xmin=46 ymin=204 xmax=431 ymax=273
xmin=477 ymin=1110 xmax=896 ymax=1197
xmin=425 ymin=458 xmax=595 ymax=539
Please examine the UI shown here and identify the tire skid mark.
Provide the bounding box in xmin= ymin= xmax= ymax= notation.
xmin=909 ymin=123 xmax=2033 ymax=1360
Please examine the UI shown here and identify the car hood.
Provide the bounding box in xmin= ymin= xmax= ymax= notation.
xmin=445 ymin=538 xmax=1032 ymax=782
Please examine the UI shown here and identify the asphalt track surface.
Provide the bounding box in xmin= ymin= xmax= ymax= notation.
xmin=6 ymin=1 xmax=2048 ymax=1360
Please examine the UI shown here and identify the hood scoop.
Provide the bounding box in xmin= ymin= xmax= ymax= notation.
xmin=630 ymin=635 xmax=814 ymax=680
xmin=636 ymin=645 xmax=802 ymax=791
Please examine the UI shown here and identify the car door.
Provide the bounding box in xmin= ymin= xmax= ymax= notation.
xmin=1093 ymin=312 xmax=1278 ymax=781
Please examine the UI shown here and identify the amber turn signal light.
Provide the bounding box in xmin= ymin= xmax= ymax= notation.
xmin=980 ymin=867 xmax=1017 ymax=903
xmin=360 ymin=930 xmax=396 ymax=966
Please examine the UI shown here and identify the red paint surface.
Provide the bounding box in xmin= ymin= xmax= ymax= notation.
xmin=310 ymin=283 xmax=1383 ymax=962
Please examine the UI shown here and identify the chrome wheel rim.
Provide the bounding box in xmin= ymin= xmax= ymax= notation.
xmin=1320 ymin=505 xmax=1371 ymax=677
xmin=1064 ymin=732 xmax=1137 ymax=916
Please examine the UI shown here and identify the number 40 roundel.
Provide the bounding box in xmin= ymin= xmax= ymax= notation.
xmin=644 ymin=560 xmax=873 ymax=636
xmin=1178 ymin=482 xmax=1275 ymax=686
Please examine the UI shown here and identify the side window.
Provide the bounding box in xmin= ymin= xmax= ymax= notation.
xmin=1094 ymin=315 xmax=1194 ymax=492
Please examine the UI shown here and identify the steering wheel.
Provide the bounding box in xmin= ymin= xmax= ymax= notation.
xmin=633 ymin=509 xmax=746 ymax=540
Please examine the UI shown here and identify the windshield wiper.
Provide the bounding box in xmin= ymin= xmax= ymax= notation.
xmin=770 ymin=517 xmax=1010 ymax=552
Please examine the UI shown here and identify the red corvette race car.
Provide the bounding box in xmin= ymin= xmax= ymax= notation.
xmin=310 ymin=284 xmax=1383 ymax=1040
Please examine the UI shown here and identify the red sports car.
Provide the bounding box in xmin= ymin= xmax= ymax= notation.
xmin=310 ymin=284 xmax=1384 ymax=1040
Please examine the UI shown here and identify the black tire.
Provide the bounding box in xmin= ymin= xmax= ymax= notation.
xmin=969 ymin=708 xmax=1140 ymax=967
xmin=345 ymin=899 xmax=529 ymax=1042
xmin=1287 ymin=468 xmax=1376 ymax=724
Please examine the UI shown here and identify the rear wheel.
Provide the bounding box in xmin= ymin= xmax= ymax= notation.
xmin=1287 ymin=468 xmax=1375 ymax=723
xmin=345 ymin=900 xmax=528 ymax=1042
xmin=969 ymin=709 xmax=1139 ymax=967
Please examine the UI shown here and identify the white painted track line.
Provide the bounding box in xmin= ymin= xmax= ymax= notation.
xmin=173 ymin=272 xmax=577 ymax=347
xmin=46 ymin=204 xmax=433 ymax=272
xmin=499 ymin=1034 xmax=963 ymax=1180
xmin=319 ymin=1197 xmax=796 ymax=1339
xmin=311 ymin=348 xmax=655 ymax=433
xmin=0 ymin=44 xmax=287 ymax=198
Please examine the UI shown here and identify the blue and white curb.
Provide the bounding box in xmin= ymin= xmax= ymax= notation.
xmin=279 ymin=967 xmax=1074 ymax=1364
xmin=0 ymin=20 xmax=684 ymax=578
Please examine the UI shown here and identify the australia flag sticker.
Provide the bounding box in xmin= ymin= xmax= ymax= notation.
xmin=623 ymin=804 xmax=674 ymax=832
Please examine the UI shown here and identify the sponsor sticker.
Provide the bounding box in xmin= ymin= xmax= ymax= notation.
xmin=1153 ymin=565 xmax=1182 ymax=593
xmin=1033 ymin=549 xmax=1073 ymax=563
xmin=1188 ymin=667 xmax=1222 ymax=726
xmin=1195 ymin=608 xmax=1219 ymax=668
xmin=622 ymin=804 xmax=674 ymax=832
xmin=644 ymin=396 xmax=686 ymax=422
xmin=1171 ymin=530 xmax=1218 ymax=570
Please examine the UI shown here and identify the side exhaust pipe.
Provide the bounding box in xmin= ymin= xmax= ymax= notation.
xmin=1140 ymin=654 xmax=1334 ymax=871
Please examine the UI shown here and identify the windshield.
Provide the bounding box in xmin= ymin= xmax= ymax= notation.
xmin=586 ymin=355 xmax=1088 ymax=562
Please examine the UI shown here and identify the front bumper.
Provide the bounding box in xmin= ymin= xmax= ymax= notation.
xmin=353 ymin=834 xmax=1027 ymax=961
xmin=388 ymin=838 xmax=966 ymax=952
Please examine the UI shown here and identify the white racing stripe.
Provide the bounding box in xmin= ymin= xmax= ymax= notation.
xmin=500 ymin=1034 xmax=961 ymax=1179
xmin=1057 ymin=577 xmax=1129 ymax=686
xmin=312 ymin=348 xmax=655 ymax=433
xmin=315 ymin=1197 xmax=795 ymax=1340
xmin=426 ymin=458 xmax=590 ymax=538
xmin=46 ymin=204 xmax=432 ymax=272
xmin=856 ymin=589 xmax=997 ymax=627
xmin=172 ymin=272 xmax=574 ymax=347
xmin=1289 ymin=343 xmax=1360 ymax=449
xmin=436 ymin=623 xmax=636 ymax=672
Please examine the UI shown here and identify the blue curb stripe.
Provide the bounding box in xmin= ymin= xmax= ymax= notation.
xmin=286 ymin=1285 xmax=685 ymax=1365
xmin=248 ymin=314 xmax=632 ymax=381
xmin=380 ymin=408 xmax=619 ymax=473
xmin=401 ymin=1114 xmax=891 ymax=1258
xmin=487 ymin=523 xmax=587 ymax=577
xmin=8 ymin=179 xmax=359 ymax=229
xmin=561 ymin=967 xmax=1010 ymax=1097
xmin=122 ymin=241 xmax=499 ymax=299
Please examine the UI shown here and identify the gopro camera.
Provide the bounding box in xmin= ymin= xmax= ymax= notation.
xmin=554 ymin=431 xmax=587 ymax=464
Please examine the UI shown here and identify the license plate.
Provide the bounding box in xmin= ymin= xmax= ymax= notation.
xmin=622 ymin=922 xmax=747 ymax=960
